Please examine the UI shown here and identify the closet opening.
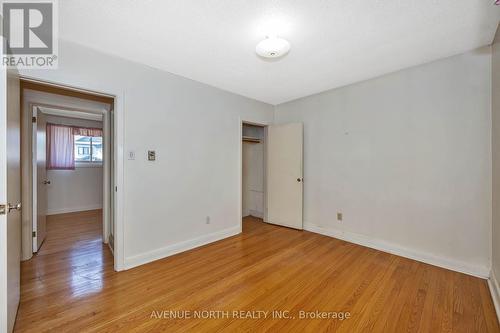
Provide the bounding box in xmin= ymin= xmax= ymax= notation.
xmin=241 ymin=122 xmax=267 ymax=228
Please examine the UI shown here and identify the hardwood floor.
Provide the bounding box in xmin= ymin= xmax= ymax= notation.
xmin=14 ymin=212 xmax=499 ymax=332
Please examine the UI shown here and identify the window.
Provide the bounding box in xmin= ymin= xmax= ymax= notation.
xmin=78 ymin=146 xmax=89 ymax=155
xmin=47 ymin=123 xmax=103 ymax=170
xmin=74 ymin=135 xmax=102 ymax=163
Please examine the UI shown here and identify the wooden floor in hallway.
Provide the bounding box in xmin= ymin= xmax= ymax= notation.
xmin=14 ymin=212 xmax=500 ymax=332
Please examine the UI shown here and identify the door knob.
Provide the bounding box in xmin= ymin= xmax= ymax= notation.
xmin=43 ymin=180 xmax=51 ymax=185
xmin=7 ymin=203 xmax=21 ymax=212
xmin=0 ymin=203 xmax=21 ymax=215
xmin=297 ymin=178 xmax=302 ymax=182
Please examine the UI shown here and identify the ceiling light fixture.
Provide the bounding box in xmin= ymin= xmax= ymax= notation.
xmin=256 ymin=36 xmax=290 ymax=59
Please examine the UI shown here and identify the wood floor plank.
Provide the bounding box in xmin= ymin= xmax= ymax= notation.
xmin=13 ymin=212 xmax=500 ymax=332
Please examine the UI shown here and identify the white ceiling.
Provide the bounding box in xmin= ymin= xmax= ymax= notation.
xmin=60 ymin=1 xmax=500 ymax=105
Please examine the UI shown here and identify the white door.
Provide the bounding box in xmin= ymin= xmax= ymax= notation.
xmin=32 ymin=109 xmax=47 ymax=252
xmin=0 ymin=67 xmax=21 ymax=332
xmin=266 ymin=123 xmax=303 ymax=229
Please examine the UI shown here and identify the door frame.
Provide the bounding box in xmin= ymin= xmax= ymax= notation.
xmin=31 ymin=105 xmax=44 ymax=252
xmin=239 ymin=119 xmax=270 ymax=231
xmin=20 ymin=76 xmax=125 ymax=271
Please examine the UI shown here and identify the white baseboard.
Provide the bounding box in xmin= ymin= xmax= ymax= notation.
xmin=124 ymin=225 xmax=241 ymax=270
xmin=489 ymin=270 xmax=500 ymax=322
xmin=304 ymin=222 xmax=490 ymax=279
xmin=46 ymin=204 xmax=103 ymax=215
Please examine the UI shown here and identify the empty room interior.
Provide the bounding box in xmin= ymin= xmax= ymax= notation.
xmin=2 ymin=1 xmax=500 ymax=332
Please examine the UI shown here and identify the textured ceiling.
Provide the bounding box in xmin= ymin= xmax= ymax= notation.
xmin=59 ymin=0 xmax=500 ymax=105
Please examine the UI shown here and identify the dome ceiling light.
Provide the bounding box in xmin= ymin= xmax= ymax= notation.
xmin=255 ymin=36 xmax=291 ymax=59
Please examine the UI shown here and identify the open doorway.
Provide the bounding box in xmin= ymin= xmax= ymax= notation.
xmin=32 ymin=106 xmax=105 ymax=254
xmin=20 ymin=80 xmax=115 ymax=263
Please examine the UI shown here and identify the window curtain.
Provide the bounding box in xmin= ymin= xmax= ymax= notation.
xmin=72 ymin=127 xmax=103 ymax=137
xmin=46 ymin=123 xmax=75 ymax=170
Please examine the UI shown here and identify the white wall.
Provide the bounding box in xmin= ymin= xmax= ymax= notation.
xmin=20 ymin=40 xmax=274 ymax=269
xmin=242 ymin=125 xmax=264 ymax=218
xmin=44 ymin=115 xmax=103 ymax=215
xmin=491 ymin=27 xmax=500 ymax=317
xmin=46 ymin=168 xmax=103 ymax=215
xmin=275 ymin=48 xmax=492 ymax=277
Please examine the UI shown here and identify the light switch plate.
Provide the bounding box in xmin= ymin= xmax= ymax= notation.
xmin=128 ymin=151 xmax=135 ymax=160
xmin=148 ymin=150 xmax=156 ymax=161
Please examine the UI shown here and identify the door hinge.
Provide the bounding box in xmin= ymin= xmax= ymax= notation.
xmin=115 ymin=186 xmax=117 ymax=192
xmin=32 ymin=116 xmax=36 ymax=123
xmin=32 ymin=231 xmax=36 ymax=238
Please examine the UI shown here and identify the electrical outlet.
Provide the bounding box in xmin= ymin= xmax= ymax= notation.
xmin=337 ymin=212 xmax=343 ymax=222
xmin=206 ymin=216 xmax=210 ymax=224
